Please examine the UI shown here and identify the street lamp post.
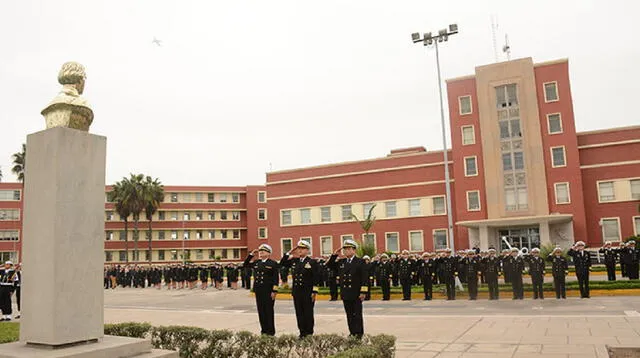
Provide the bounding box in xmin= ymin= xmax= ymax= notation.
xmin=411 ymin=24 xmax=458 ymax=252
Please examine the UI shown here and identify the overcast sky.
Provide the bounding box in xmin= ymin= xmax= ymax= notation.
xmin=0 ymin=0 xmax=638 ymax=186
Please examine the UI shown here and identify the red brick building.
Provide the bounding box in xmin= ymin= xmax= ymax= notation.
xmin=1 ymin=57 xmax=639 ymax=263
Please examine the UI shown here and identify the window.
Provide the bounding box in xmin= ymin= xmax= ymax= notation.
xmin=0 ymin=210 xmax=19 ymax=221
xmin=170 ymin=193 xmax=178 ymax=202
xmin=221 ymin=230 xmax=228 ymax=239
xmin=219 ymin=193 xmax=228 ymax=203
xmin=0 ymin=190 xmax=20 ymax=201
xmin=232 ymin=193 xmax=239 ymax=203
xmin=183 ymin=231 xmax=190 ymax=240
xmin=385 ymin=233 xmax=399 ymax=252
xmin=208 ymin=250 xmax=215 ymax=259
xmin=105 ymin=252 xmax=113 ymax=262
xmin=258 ymin=209 xmax=267 ymax=220
xmin=341 ymin=235 xmax=354 ymax=245
xmin=635 ymin=217 xmax=640 ymax=236
xmin=459 ymin=95 xmax=472 ymax=115
xmin=259 ymin=227 xmax=267 ymax=239
xmin=106 ymin=211 xmax=113 ymax=221
xmin=433 ymin=229 xmax=448 ymax=250
xmin=409 ymin=231 xmax=424 ymax=252
xmin=320 ymin=207 xmax=331 ymax=222
xmin=233 ymin=230 xmax=240 ymax=239
xmin=602 ymin=218 xmax=620 ymax=241
xmin=462 ymin=126 xmax=475 ymax=145
xmin=362 ymin=233 xmax=376 ymax=248
xmin=502 ymin=153 xmax=513 ymax=171
xmin=281 ymin=210 xmax=292 ymax=225
xmin=467 ymin=191 xmax=480 ymax=211
xmin=232 ymin=211 xmax=240 ymax=221
xmin=196 ymin=230 xmax=203 ymax=240
xmin=119 ymin=251 xmax=127 ymax=262
xmin=194 ymin=249 xmax=203 ymax=260
xmin=517 ymin=188 xmax=528 ymax=210
xmin=208 ymin=193 xmax=215 ymax=202
xmin=300 ymin=208 xmax=311 ymax=224
xmin=158 ymin=231 xmax=165 ymax=240
xmin=182 ymin=193 xmax=191 ymax=203
xmin=598 ymin=182 xmax=615 ymax=202
xmin=547 ymin=113 xmax=563 ymax=134
xmin=385 ymin=201 xmax=397 ymax=217
xmin=232 ymin=249 xmax=240 ymax=259
xmin=496 ymin=84 xmax=518 ymax=108
xmin=320 ymin=236 xmax=333 ymax=255
xmin=195 ymin=192 xmax=203 ymax=202
xmin=408 ymin=199 xmax=421 ymax=216
xmin=195 ymin=211 xmax=203 ymax=221
xmin=341 ymin=205 xmax=352 ymax=221
xmin=209 ymin=230 xmax=215 ymax=239
xmin=183 ymin=212 xmax=190 ymax=221
xmin=544 ymin=82 xmax=559 ymax=102
xmin=171 ymin=231 xmax=178 ymax=240
xmin=551 ymin=146 xmax=566 ymax=167
xmin=362 ymin=203 xmax=374 ymax=217
xmin=432 ymin=197 xmax=446 ymax=215
xmin=554 ymin=183 xmax=570 ymax=204
xmin=208 ymin=211 xmax=215 ymax=220
xmin=282 ymin=238 xmax=293 ymax=254
xmin=464 ymin=156 xmax=478 ymax=176
xmin=183 ymin=250 xmax=191 ymax=260
xmin=257 ymin=191 xmax=267 ymax=203
xmin=300 ymin=237 xmax=312 ymax=255
xmin=158 ymin=211 xmax=165 ymax=220
xmin=513 ymin=152 xmax=524 ymax=170
xmin=631 ymin=180 xmax=640 ymax=200
xmin=220 ymin=211 xmax=228 ymax=220
xmin=170 ymin=211 xmax=178 ymax=221
xmin=144 ymin=250 xmax=151 ymax=261
xmin=119 ymin=231 xmax=127 ymax=241
xmin=105 ymin=231 xmax=113 ymax=241
xmin=158 ymin=250 xmax=165 ymax=261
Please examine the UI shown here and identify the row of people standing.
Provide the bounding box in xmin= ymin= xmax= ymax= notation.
xmin=599 ymin=240 xmax=640 ymax=280
xmin=103 ymin=263 xmax=242 ymax=290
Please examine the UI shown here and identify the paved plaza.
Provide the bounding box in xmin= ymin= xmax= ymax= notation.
xmin=102 ymin=288 xmax=640 ymax=357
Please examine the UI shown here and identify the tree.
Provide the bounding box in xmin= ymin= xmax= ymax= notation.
xmin=126 ymin=174 xmax=146 ymax=263
xmin=350 ymin=204 xmax=377 ymax=258
xmin=0 ymin=166 xmax=3 ymax=182
xmin=143 ymin=176 xmax=164 ymax=264
xmin=11 ymin=144 xmax=26 ymax=183
xmin=108 ymin=180 xmax=131 ymax=263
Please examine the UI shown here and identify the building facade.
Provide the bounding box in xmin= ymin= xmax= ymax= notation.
xmin=1 ymin=57 xmax=639 ymax=262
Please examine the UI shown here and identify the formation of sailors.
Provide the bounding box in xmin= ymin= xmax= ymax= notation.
xmin=0 ymin=261 xmax=20 ymax=321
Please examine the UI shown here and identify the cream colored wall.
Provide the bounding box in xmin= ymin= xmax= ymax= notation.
xmin=597 ymin=177 xmax=640 ymax=203
xmin=106 ymin=247 xmax=244 ymax=263
xmin=475 ymin=58 xmax=550 ymax=219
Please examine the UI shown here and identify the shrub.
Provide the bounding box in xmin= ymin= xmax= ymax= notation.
xmin=329 ymin=345 xmax=380 ymax=358
xmin=104 ymin=322 xmax=152 ymax=338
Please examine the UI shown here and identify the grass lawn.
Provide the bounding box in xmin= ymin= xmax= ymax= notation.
xmin=0 ymin=322 xmax=19 ymax=344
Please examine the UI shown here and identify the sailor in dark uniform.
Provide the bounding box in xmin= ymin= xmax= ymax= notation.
xmin=375 ymin=253 xmax=393 ymax=301
xmin=463 ymin=249 xmax=481 ymax=300
xmin=507 ymin=248 xmax=525 ymax=300
xmin=362 ymin=256 xmax=373 ymax=301
xmin=567 ymin=241 xmax=591 ymax=298
xmin=244 ymin=244 xmax=279 ymax=336
xmin=482 ymin=249 xmax=501 ymax=300
xmin=0 ymin=261 xmax=16 ymax=321
xmin=280 ymin=240 xmax=320 ymax=338
xmin=419 ymin=252 xmax=435 ymax=300
xmin=437 ymin=248 xmax=457 ymax=300
xmin=548 ymin=247 xmax=568 ymax=299
xmin=398 ymin=250 xmax=415 ymax=301
xmin=622 ymin=240 xmax=639 ymax=279
xmin=526 ymin=248 xmax=546 ymax=299
xmin=599 ymin=241 xmax=619 ymax=281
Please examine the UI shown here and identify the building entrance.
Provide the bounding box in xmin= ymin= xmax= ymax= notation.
xmin=498 ymin=227 xmax=540 ymax=251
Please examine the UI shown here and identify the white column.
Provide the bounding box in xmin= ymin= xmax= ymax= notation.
xmin=539 ymin=220 xmax=551 ymax=246
xmin=479 ymin=226 xmax=489 ymax=250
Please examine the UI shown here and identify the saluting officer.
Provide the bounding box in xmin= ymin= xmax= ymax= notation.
xmin=437 ymin=248 xmax=457 ymax=300
xmin=526 ymin=248 xmax=546 ymax=300
xmin=419 ymin=252 xmax=436 ymax=301
xmin=463 ymin=250 xmax=481 ymax=300
xmin=548 ymin=247 xmax=568 ymax=299
xmin=568 ymin=241 xmax=591 ymax=298
xmin=506 ymin=248 xmax=525 ymax=300
xmin=398 ymin=250 xmax=415 ymax=301
xmin=326 ymin=240 xmax=368 ymax=338
xmin=244 ymin=244 xmax=279 ymax=336
xmin=482 ymin=249 xmax=501 ymax=300
xmin=599 ymin=241 xmax=619 ymax=281
xmin=622 ymin=240 xmax=639 ymax=279
xmin=280 ymin=240 xmax=320 ymax=338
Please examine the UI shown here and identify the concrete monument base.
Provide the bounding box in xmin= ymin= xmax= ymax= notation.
xmin=0 ymin=336 xmax=177 ymax=358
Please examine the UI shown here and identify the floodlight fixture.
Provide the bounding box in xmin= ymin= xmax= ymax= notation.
xmin=449 ymin=23 xmax=458 ymax=34
xmin=411 ymin=32 xmax=421 ymax=43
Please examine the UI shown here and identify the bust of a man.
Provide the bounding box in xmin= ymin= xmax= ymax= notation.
xmin=41 ymin=62 xmax=94 ymax=131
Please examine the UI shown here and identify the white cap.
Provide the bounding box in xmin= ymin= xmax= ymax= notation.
xmin=4 ymin=261 xmax=12 ymax=265
xmin=575 ymin=241 xmax=585 ymax=247
xmin=362 ymin=255 xmax=370 ymax=260
xmin=467 ymin=249 xmax=476 ymax=254
xmin=342 ymin=239 xmax=358 ymax=249
xmin=296 ymin=240 xmax=311 ymax=250
xmin=258 ymin=244 xmax=273 ymax=253
xmin=531 ymin=248 xmax=540 ymax=253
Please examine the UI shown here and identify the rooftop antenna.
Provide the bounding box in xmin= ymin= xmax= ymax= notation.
xmin=491 ymin=15 xmax=499 ymax=62
xmin=502 ymin=33 xmax=511 ymax=61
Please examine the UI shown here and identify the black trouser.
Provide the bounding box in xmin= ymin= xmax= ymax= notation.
xmin=255 ymin=288 xmax=275 ymax=335
xmin=531 ymin=273 xmax=544 ymax=299
xmin=445 ymin=275 xmax=456 ymax=300
xmin=422 ymin=276 xmax=432 ymax=300
xmin=400 ymin=278 xmax=412 ymax=300
xmin=15 ymin=287 xmax=20 ymax=312
xmin=511 ymin=273 xmax=523 ymax=299
xmin=467 ymin=274 xmax=478 ymax=300
xmin=392 ymin=275 xmax=399 ymax=287
xmin=627 ymin=263 xmax=639 ymax=279
xmin=621 ymin=263 xmax=628 ymax=277
xmin=486 ymin=274 xmax=499 ymax=300
xmin=342 ymin=299 xmax=363 ymax=338
xmin=380 ymin=278 xmax=390 ymax=300
xmin=576 ymin=270 xmax=590 ymax=298
xmin=365 ymin=278 xmax=373 ymax=300
xmin=553 ymin=275 xmax=566 ymax=298
xmin=0 ymin=286 xmax=12 ymax=315
xmin=293 ymin=293 xmax=314 ymax=337
xmin=605 ymin=263 xmax=616 ymax=281
xmin=503 ymin=270 xmax=512 ymax=284
xmin=329 ymin=280 xmax=338 ymax=300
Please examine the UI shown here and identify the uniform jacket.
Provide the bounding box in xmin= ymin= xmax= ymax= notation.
xmin=436 ymin=256 xmax=457 ymax=277
xmin=244 ymin=254 xmax=279 ymax=292
xmin=526 ymin=256 xmax=546 ymax=276
xmin=505 ymin=256 xmax=525 ymax=276
xmin=620 ymin=248 xmax=639 ymax=265
xmin=326 ymin=255 xmax=368 ymax=300
xmin=548 ymin=255 xmax=568 ymax=276
xmin=462 ymin=257 xmax=481 ymax=278
xmin=374 ymin=261 xmax=393 ymax=280
xmin=599 ymin=247 xmax=619 ymax=265
xmin=419 ymin=259 xmax=436 ymax=280
xmin=567 ymin=249 xmax=591 ymax=273
xmin=280 ymin=254 xmax=321 ymax=295
xmin=482 ymin=257 xmax=501 ymax=276
xmin=398 ymin=259 xmax=415 ymax=280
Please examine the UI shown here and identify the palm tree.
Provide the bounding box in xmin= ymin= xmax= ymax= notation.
xmin=11 ymin=144 xmax=26 ymax=183
xmin=350 ymin=204 xmax=377 ymax=257
xmin=108 ymin=180 xmax=131 ymax=263
xmin=127 ymin=174 xmax=146 ymax=263
xmin=143 ymin=176 xmax=164 ymax=263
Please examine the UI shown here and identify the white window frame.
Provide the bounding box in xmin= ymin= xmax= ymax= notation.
xmin=361 ymin=233 xmax=377 ymax=250
xmin=408 ymin=199 xmax=421 ymax=216
xmin=601 ymin=217 xmax=621 ymax=242
xmin=281 ymin=238 xmax=293 ymax=255
xmin=543 ymin=81 xmax=559 ymax=103
xmin=257 ymin=191 xmax=267 ymax=203
xmin=466 ymin=190 xmax=481 ymax=211
xmin=341 ymin=205 xmax=353 ymax=221
xmin=597 ymin=181 xmax=616 ymax=202
xmin=300 ymin=208 xmax=312 ymax=224
xmin=362 ymin=203 xmax=375 ymax=217
xmin=631 ymin=179 xmax=640 ymax=200
xmin=433 ymin=228 xmax=449 ymax=250
xmin=554 ymin=182 xmax=571 ymax=204
xmin=320 ymin=236 xmax=333 ymax=255
xmin=385 ymin=201 xmax=397 ymax=218
xmin=258 ymin=227 xmax=268 ymax=239
xmin=633 ymin=216 xmax=640 ymax=236
xmin=546 ymin=113 xmax=563 ymax=134
xmin=258 ymin=208 xmax=267 ymax=220
xmin=550 ymin=146 xmax=567 ymax=168
xmin=461 ymin=125 xmax=475 ymax=145
xmin=458 ymin=95 xmax=473 ymax=115
xmin=385 ymin=232 xmax=400 ymax=253
xmin=320 ymin=207 xmax=332 ymax=223
xmin=464 ymin=156 xmax=479 ymax=176
xmin=408 ymin=230 xmax=424 ymax=252
xmin=432 ymin=196 xmax=446 ymax=215
xmin=281 ymin=210 xmax=292 ymax=226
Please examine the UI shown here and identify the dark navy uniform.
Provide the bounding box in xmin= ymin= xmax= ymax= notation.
xmin=326 ymin=251 xmax=368 ymax=338
xmin=437 ymin=254 xmax=457 ymax=300
xmin=526 ymin=254 xmax=546 ymax=299
xmin=374 ymin=259 xmax=393 ymax=300
xmin=621 ymin=244 xmax=639 ymax=279
xmin=548 ymin=253 xmax=568 ymax=299
xmin=280 ymin=252 xmax=320 ymax=338
xmin=244 ymin=251 xmax=279 ymax=335
xmin=482 ymin=254 xmax=501 ymax=300
xmin=567 ymin=246 xmax=591 ymax=298
xmin=419 ymin=256 xmax=436 ymax=300
xmin=599 ymin=246 xmax=619 ymax=281
xmin=398 ymin=257 xmax=415 ymax=300
xmin=0 ymin=265 xmax=16 ymax=320
xmin=463 ymin=254 xmax=481 ymax=300
xmin=506 ymin=254 xmax=525 ymax=300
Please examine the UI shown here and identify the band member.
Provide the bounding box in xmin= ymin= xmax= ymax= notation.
xmin=463 ymin=250 xmax=481 ymax=300
xmin=568 ymin=241 xmax=591 ymax=298
xmin=599 ymin=241 xmax=619 ymax=281
xmin=398 ymin=250 xmax=415 ymax=301
xmin=326 ymin=240 xmax=368 ymax=338
xmin=244 ymin=244 xmax=279 ymax=336
xmin=549 ymin=247 xmax=568 ymax=299
xmin=482 ymin=249 xmax=500 ymax=300
xmin=437 ymin=248 xmax=457 ymax=300
xmin=526 ymin=248 xmax=545 ymax=299
xmin=0 ymin=261 xmax=16 ymax=321
xmin=507 ymin=248 xmax=524 ymax=300
xmin=375 ymin=254 xmax=393 ymax=301
xmin=419 ymin=252 xmax=435 ymax=301
xmin=622 ymin=240 xmax=639 ymax=279
xmin=280 ymin=240 xmax=320 ymax=338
